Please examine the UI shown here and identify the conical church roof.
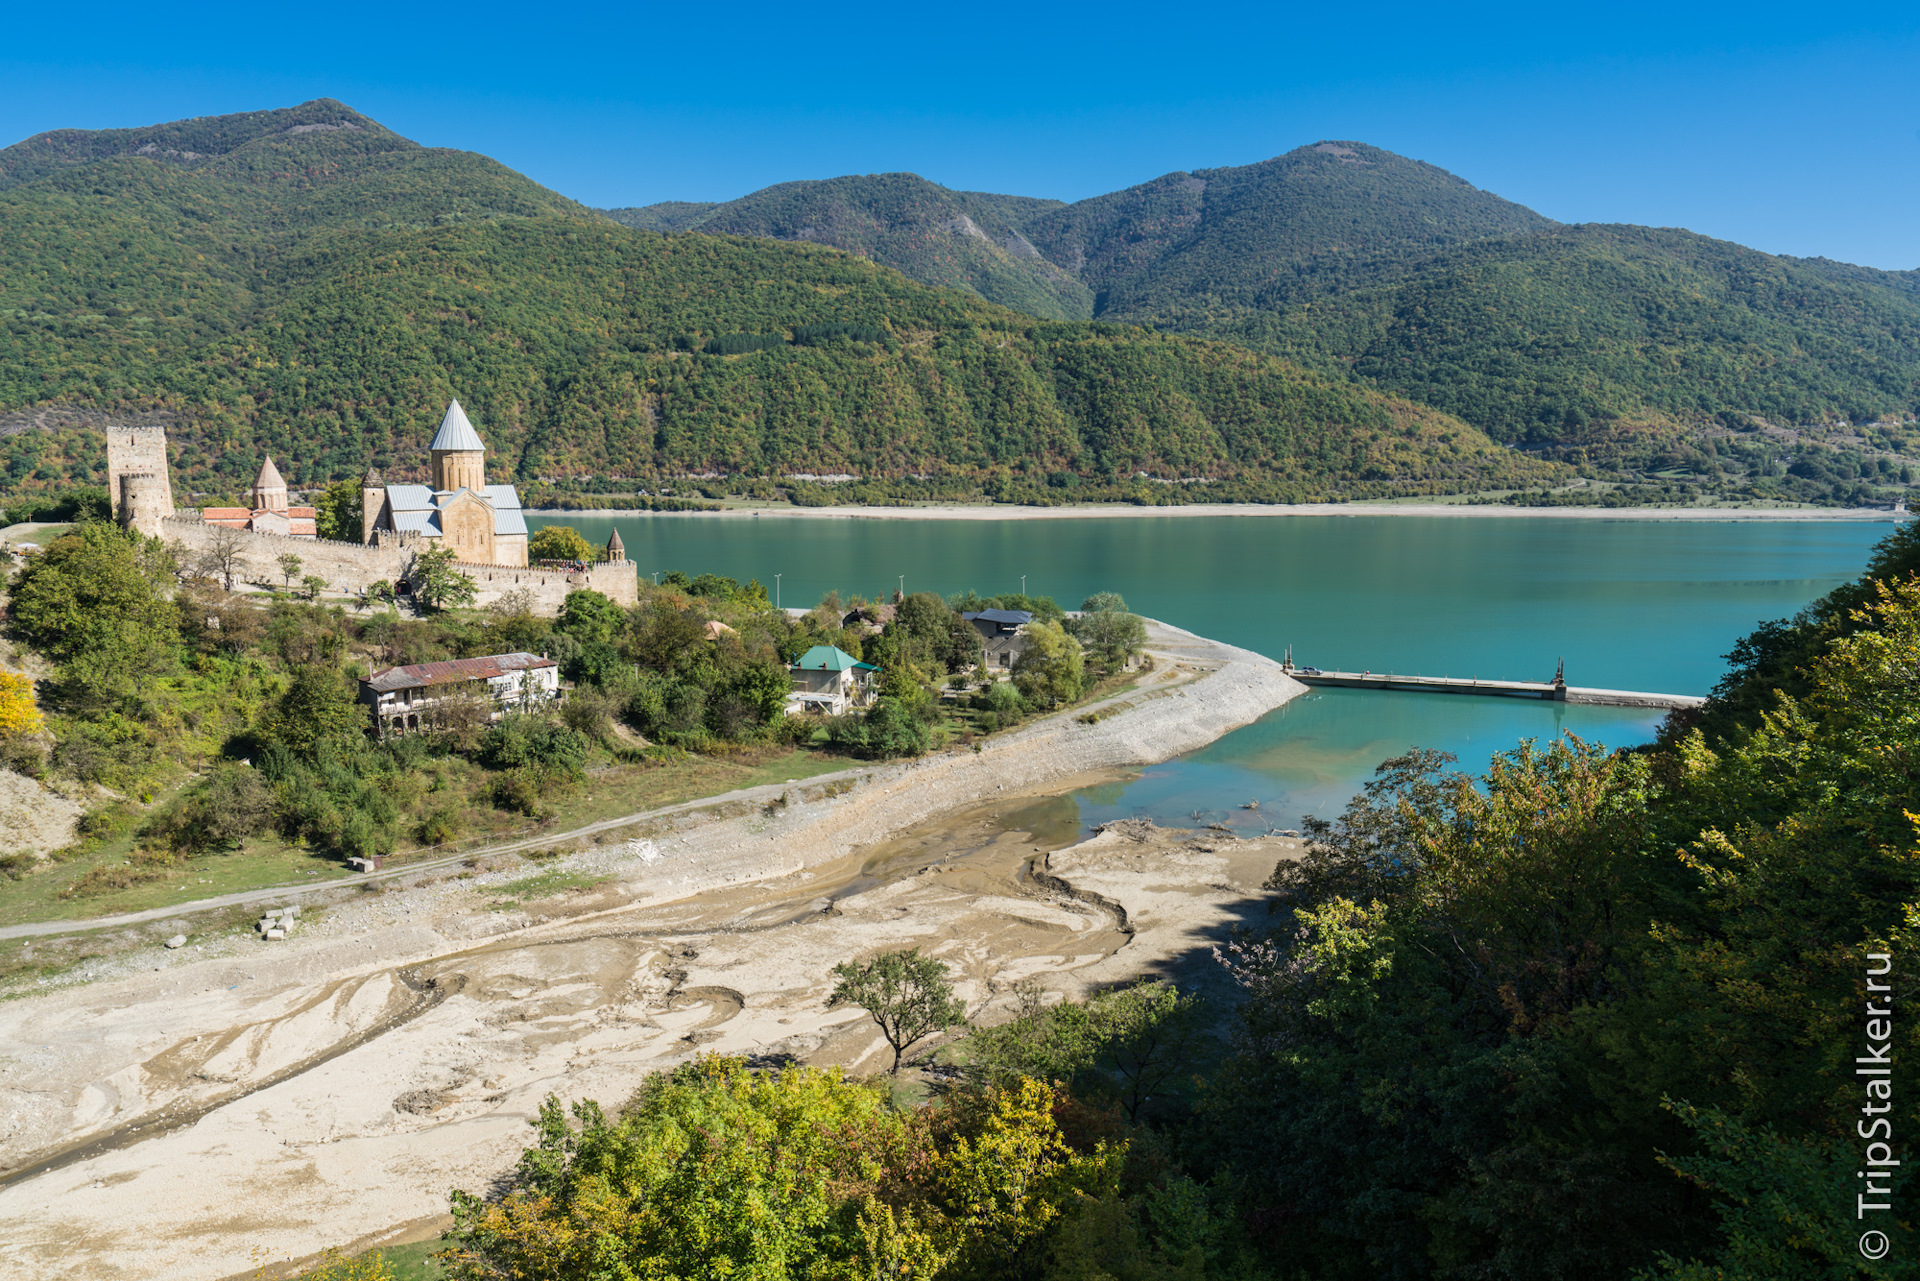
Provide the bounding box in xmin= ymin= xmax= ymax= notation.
xmin=607 ymin=528 xmax=625 ymax=553
xmin=430 ymin=399 xmax=487 ymax=453
xmin=254 ymin=455 xmax=286 ymax=490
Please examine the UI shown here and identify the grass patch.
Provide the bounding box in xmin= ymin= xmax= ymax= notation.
xmin=0 ymin=831 xmax=363 ymax=929
xmin=291 ymin=1238 xmax=448 ymax=1280
xmin=488 ymin=867 xmax=615 ymax=909
xmin=538 ymin=746 xmax=848 ymax=831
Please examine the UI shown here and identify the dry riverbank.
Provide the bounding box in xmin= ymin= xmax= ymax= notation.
xmin=533 ymin=502 xmax=1909 ymax=523
xmin=0 ymin=623 xmax=1304 ymax=1280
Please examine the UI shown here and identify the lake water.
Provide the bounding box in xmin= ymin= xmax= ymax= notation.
xmin=544 ymin=511 xmax=1893 ymax=832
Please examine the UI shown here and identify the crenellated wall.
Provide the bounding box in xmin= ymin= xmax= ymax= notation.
xmin=159 ymin=514 xmax=636 ymax=614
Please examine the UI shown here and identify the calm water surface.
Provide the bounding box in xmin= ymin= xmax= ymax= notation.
xmin=546 ymin=512 xmax=1892 ymax=832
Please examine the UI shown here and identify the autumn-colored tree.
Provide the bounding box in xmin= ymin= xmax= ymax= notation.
xmin=0 ymin=672 xmax=44 ymax=740
xmin=440 ymin=1059 xmax=1121 ymax=1281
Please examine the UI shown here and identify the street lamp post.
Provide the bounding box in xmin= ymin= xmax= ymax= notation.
xmin=775 ymin=573 xmax=782 ymax=610
xmin=1021 ymin=575 xmax=1027 ymax=596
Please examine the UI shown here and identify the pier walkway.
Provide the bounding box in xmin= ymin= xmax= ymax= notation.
xmin=1285 ymin=667 xmax=1704 ymax=710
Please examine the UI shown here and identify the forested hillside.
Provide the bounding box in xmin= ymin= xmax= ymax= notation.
xmin=1020 ymin=140 xmax=1555 ymax=312
xmin=1165 ymin=224 xmax=1920 ymax=443
xmin=0 ymin=104 xmax=1555 ymax=499
xmin=636 ymin=141 xmax=1920 ymax=463
xmin=605 ymin=173 xmax=1091 ymax=320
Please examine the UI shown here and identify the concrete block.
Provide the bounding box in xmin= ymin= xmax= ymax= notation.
xmin=265 ymin=929 xmax=286 ymax=941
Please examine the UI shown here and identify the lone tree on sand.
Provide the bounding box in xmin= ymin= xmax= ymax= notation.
xmin=829 ymin=948 xmax=967 ymax=1074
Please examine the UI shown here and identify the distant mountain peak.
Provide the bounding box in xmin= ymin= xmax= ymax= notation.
xmin=0 ymin=98 xmax=407 ymax=191
xmin=1312 ymin=142 xmax=1369 ymax=165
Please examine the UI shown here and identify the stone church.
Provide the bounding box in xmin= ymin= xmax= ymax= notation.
xmin=359 ymin=400 xmax=529 ymax=567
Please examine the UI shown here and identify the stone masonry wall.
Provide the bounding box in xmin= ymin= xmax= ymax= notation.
xmin=159 ymin=515 xmax=637 ymax=614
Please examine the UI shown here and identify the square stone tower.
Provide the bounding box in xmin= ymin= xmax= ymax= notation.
xmin=105 ymin=425 xmax=174 ymax=537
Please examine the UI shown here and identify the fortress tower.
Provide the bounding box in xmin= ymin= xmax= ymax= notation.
xmin=430 ymin=400 xmax=487 ymax=493
xmin=105 ymin=425 xmax=174 ymax=538
xmin=360 ymin=465 xmax=384 ymax=545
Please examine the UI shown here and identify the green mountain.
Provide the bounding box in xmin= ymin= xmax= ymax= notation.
xmin=633 ymin=143 xmax=1919 ymax=452
xmin=0 ymin=103 xmax=1554 ymax=501
xmin=604 ymin=174 xmax=1091 ymax=321
xmin=1021 ymin=141 xmax=1556 ymax=314
xmin=1162 ymin=224 xmax=1920 ymax=444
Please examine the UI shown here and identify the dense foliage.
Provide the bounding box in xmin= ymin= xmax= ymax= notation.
xmin=442 ymin=1061 xmax=1159 ymax=1281
xmin=1169 ymin=224 xmax=1920 ymax=448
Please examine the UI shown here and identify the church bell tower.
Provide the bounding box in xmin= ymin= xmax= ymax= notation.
xmin=429 ymin=399 xmax=487 ymax=494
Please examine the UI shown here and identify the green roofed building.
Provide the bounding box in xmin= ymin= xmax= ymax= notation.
xmin=788 ymin=645 xmax=880 ymax=716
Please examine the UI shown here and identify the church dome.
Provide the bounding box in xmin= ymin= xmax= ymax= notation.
xmin=430 ymin=399 xmax=487 ymax=453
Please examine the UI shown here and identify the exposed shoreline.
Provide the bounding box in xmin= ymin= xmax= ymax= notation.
xmin=528 ymin=501 xmax=1908 ymax=523
xmin=0 ymin=622 xmax=1305 ymax=1280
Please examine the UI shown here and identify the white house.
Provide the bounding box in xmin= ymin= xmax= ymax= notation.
xmin=359 ymin=651 xmax=560 ymax=735
xmin=787 ymin=645 xmax=880 ymax=716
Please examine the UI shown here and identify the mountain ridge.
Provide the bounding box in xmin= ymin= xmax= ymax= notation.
xmin=0 ymin=102 xmax=1555 ymax=502
xmin=608 ymin=142 xmax=1920 ymax=450
xmin=607 ymin=173 xmax=1092 ymax=320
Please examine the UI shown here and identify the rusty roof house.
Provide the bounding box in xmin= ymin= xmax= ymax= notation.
xmin=359 ymin=652 xmax=560 ymax=736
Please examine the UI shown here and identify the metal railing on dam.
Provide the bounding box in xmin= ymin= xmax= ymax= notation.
xmin=1283 ymin=666 xmax=1705 ymax=710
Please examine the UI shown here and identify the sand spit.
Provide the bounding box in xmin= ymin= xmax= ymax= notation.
xmin=532 ymin=502 xmax=1910 ymax=523
xmin=0 ymin=624 xmax=1303 ymax=1280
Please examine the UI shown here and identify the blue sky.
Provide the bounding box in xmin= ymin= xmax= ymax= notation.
xmin=4 ymin=2 xmax=1916 ymax=268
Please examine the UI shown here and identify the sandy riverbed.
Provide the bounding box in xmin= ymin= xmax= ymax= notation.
xmin=0 ymin=623 xmax=1303 ymax=1280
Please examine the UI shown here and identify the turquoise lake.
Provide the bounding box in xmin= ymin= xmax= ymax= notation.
xmin=542 ymin=512 xmax=1895 ymax=833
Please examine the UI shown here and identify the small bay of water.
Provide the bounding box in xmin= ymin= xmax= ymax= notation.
xmin=542 ymin=511 xmax=1892 ymax=831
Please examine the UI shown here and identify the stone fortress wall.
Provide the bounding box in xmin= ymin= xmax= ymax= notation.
xmin=108 ymin=405 xmax=640 ymax=615
xmin=159 ymin=513 xmax=638 ymax=611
